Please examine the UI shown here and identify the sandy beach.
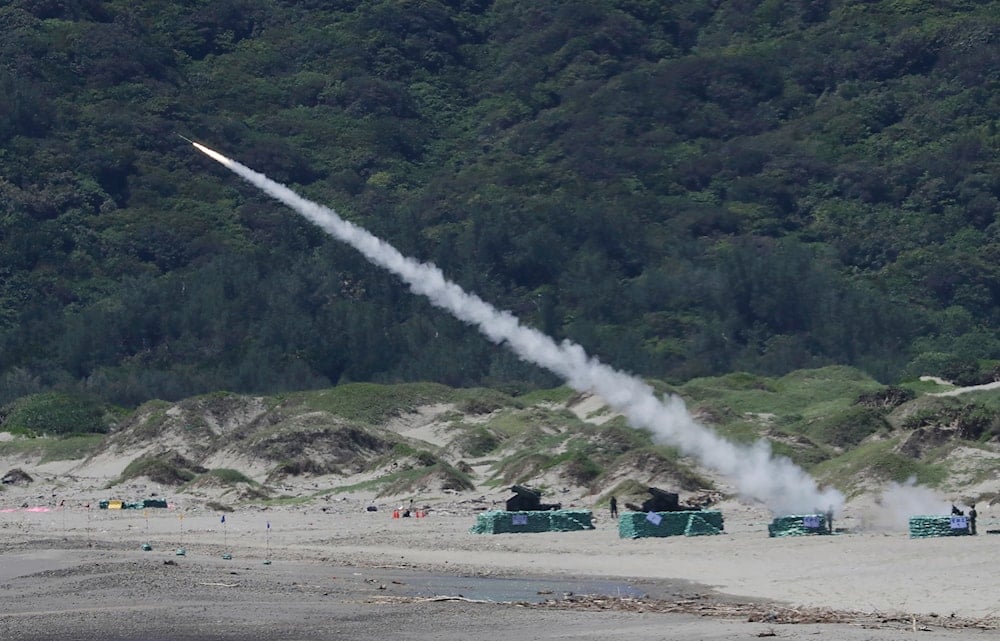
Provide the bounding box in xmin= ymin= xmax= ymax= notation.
xmin=3 ymin=481 xmax=999 ymax=641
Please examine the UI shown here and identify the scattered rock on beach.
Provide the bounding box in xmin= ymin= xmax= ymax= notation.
xmin=2 ymin=468 xmax=33 ymax=486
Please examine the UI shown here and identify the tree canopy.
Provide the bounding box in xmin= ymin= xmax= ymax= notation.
xmin=1 ymin=0 xmax=998 ymax=407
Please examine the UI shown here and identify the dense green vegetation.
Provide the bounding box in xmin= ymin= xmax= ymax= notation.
xmin=0 ymin=391 xmax=115 ymax=435
xmin=1 ymin=1 xmax=998 ymax=409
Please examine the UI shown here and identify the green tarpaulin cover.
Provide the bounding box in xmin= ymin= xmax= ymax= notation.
xmin=909 ymin=515 xmax=971 ymax=538
xmin=767 ymin=514 xmax=830 ymax=537
xmin=469 ymin=509 xmax=595 ymax=534
xmin=618 ymin=510 xmax=724 ymax=539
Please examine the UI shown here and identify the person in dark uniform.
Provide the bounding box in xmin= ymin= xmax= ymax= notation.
xmin=968 ymin=504 xmax=977 ymax=535
xmin=609 ymin=496 xmax=619 ymax=518
xmin=825 ymin=506 xmax=834 ymax=534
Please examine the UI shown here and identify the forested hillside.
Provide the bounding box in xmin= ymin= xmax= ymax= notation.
xmin=1 ymin=0 xmax=998 ymax=408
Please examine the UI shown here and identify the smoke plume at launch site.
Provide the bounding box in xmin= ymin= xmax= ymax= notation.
xmin=190 ymin=140 xmax=843 ymax=516
xmin=873 ymin=477 xmax=955 ymax=530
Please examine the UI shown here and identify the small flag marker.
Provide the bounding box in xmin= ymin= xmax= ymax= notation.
xmin=220 ymin=513 xmax=230 ymax=558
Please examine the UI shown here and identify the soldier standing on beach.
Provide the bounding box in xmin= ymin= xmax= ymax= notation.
xmin=969 ymin=504 xmax=977 ymax=535
xmin=609 ymin=496 xmax=618 ymax=518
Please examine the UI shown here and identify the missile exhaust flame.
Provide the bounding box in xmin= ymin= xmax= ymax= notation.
xmin=192 ymin=142 xmax=233 ymax=168
xmin=188 ymin=140 xmax=844 ymax=516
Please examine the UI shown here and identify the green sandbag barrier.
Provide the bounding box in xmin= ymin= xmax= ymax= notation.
xmin=469 ymin=509 xmax=595 ymax=534
xmin=909 ymin=515 xmax=971 ymax=538
xmin=767 ymin=514 xmax=830 ymax=537
xmin=685 ymin=514 xmax=722 ymax=536
xmin=618 ymin=510 xmax=724 ymax=539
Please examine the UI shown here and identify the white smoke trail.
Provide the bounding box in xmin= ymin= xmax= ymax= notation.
xmin=190 ymin=141 xmax=844 ymax=516
xmin=872 ymin=476 xmax=954 ymax=531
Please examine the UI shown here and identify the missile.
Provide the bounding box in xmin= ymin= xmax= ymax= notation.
xmin=179 ymin=133 xmax=233 ymax=167
xmin=188 ymin=139 xmax=234 ymax=168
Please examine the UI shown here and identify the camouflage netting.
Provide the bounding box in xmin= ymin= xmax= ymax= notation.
xmin=767 ymin=514 xmax=830 ymax=537
xmin=469 ymin=510 xmax=595 ymax=534
xmin=909 ymin=515 xmax=971 ymax=538
xmin=618 ymin=510 xmax=724 ymax=539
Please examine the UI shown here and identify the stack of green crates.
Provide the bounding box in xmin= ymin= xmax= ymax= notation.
xmin=767 ymin=514 xmax=830 ymax=537
xmin=618 ymin=510 xmax=724 ymax=539
xmin=548 ymin=510 xmax=595 ymax=531
xmin=909 ymin=515 xmax=971 ymax=538
xmin=469 ymin=510 xmax=595 ymax=534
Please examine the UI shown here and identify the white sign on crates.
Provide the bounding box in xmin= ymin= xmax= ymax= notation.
xmin=803 ymin=515 xmax=822 ymax=529
xmin=950 ymin=516 xmax=968 ymax=530
xmin=645 ymin=512 xmax=662 ymax=526
xmin=512 ymin=514 xmax=528 ymax=526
